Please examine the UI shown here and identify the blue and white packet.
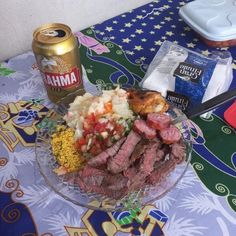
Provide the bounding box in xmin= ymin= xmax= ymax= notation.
xmin=141 ymin=41 xmax=233 ymax=115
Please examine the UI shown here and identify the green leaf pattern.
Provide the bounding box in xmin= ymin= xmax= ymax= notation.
xmin=0 ymin=63 xmax=15 ymax=76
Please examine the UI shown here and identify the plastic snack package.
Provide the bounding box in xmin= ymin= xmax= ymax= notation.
xmin=140 ymin=41 xmax=233 ymax=116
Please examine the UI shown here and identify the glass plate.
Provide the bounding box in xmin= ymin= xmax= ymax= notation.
xmin=35 ymin=83 xmax=192 ymax=211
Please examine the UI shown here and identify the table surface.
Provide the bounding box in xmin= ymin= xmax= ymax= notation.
xmin=1 ymin=0 xmax=236 ymax=235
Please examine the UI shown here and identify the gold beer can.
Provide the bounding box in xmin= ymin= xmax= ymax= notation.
xmin=32 ymin=23 xmax=83 ymax=103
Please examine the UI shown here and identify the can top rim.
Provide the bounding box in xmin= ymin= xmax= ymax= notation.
xmin=33 ymin=23 xmax=72 ymax=44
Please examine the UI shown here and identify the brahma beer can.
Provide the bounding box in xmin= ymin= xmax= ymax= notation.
xmin=32 ymin=23 xmax=83 ymax=103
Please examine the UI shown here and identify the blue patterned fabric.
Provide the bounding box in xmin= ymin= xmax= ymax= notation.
xmin=0 ymin=0 xmax=236 ymax=235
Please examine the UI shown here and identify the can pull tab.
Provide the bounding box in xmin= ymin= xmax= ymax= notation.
xmin=41 ymin=30 xmax=59 ymax=37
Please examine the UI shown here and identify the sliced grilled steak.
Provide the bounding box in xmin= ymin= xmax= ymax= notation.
xmin=140 ymin=141 xmax=160 ymax=174
xmin=78 ymin=165 xmax=107 ymax=178
xmin=75 ymin=165 xmax=128 ymax=199
xmin=123 ymin=166 xmax=138 ymax=180
xmin=147 ymin=113 xmax=171 ymax=130
xmin=83 ymin=175 xmax=104 ymax=186
xmin=133 ymin=119 xmax=156 ymax=139
xmin=87 ymin=152 xmax=109 ymax=168
xmin=127 ymin=171 xmax=148 ymax=191
xmin=170 ymin=140 xmax=186 ymax=164
xmin=106 ymin=137 xmax=126 ymax=156
xmin=156 ymin=144 xmax=170 ymax=162
xmin=107 ymin=131 xmax=141 ymax=174
xmin=88 ymin=137 xmax=126 ymax=167
xmin=101 ymin=174 xmax=128 ymax=191
xmin=159 ymin=125 xmax=181 ymax=144
xmin=126 ymin=140 xmax=159 ymax=191
xmin=77 ymin=180 xmax=128 ymax=200
xmin=156 ymin=149 xmax=165 ymax=162
xmin=148 ymin=159 xmax=176 ymax=185
xmin=77 ymin=165 xmax=107 ymax=187
xmin=129 ymin=139 xmax=149 ymax=165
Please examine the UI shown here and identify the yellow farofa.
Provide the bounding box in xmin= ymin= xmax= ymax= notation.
xmin=51 ymin=125 xmax=84 ymax=173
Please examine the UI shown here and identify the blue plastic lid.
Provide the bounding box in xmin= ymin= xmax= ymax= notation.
xmin=179 ymin=0 xmax=236 ymax=41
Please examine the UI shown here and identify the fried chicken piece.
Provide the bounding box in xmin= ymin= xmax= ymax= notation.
xmin=127 ymin=89 xmax=169 ymax=115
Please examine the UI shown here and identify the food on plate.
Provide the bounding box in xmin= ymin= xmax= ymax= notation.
xmin=147 ymin=113 xmax=171 ymax=130
xmin=159 ymin=125 xmax=181 ymax=144
xmin=51 ymin=125 xmax=85 ymax=175
xmin=170 ymin=141 xmax=186 ymax=164
xmin=87 ymin=137 xmax=126 ymax=167
xmin=75 ymin=165 xmax=129 ymax=200
xmin=50 ymin=87 xmax=187 ymax=199
xmin=72 ymin=113 xmax=185 ymax=199
xmin=133 ymin=119 xmax=157 ymax=139
xmin=147 ymin=159 xmax=176 ymax=185
xmin=107 ymin=131 xmax=142 ymax=174
xmin=127 ymin=89 xmax=169 ymax=115
xmin=64 ymin=87 xmax=134 ymax=156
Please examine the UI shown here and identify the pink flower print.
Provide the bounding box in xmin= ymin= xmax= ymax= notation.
xmin=75 ymin=31 xmax=110 ymax=55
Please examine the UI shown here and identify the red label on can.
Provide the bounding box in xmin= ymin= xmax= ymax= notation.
xmin=43 ymin=67 xmax=80 ymax=88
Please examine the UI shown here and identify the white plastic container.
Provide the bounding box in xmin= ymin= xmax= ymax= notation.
xmin=179 ymin=0 xmax=236 ymax=47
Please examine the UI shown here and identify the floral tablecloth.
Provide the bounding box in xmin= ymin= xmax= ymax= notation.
xmin=1 ymin=0 xmax=236 ymax=235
